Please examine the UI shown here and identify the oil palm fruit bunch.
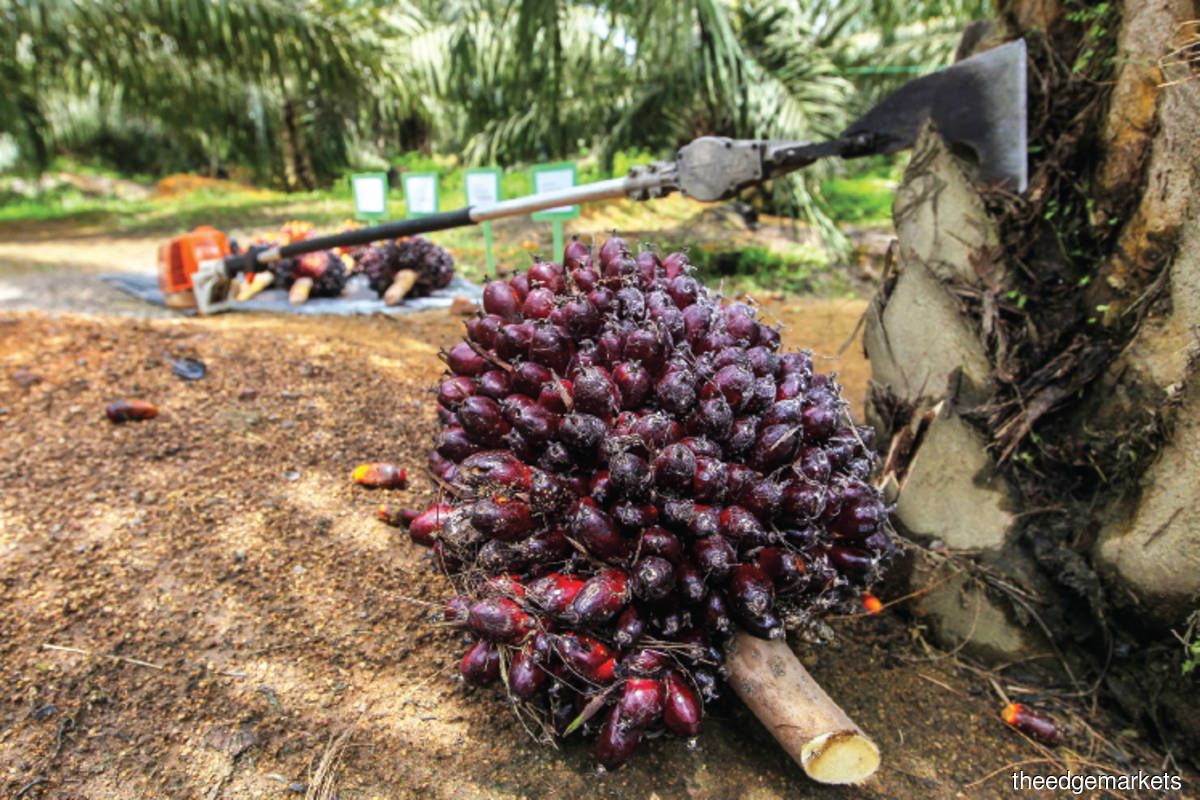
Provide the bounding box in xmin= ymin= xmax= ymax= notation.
xmin=355 ymin=236 xmax=455 ymax=303
xmin=405 ymin=236 xmax=894 ymax=768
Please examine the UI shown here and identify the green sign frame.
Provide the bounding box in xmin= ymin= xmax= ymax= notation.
xmin=530 ymin=161 xmax=580 ymax=222
xmin=349 ymin=172 xmax=389 ymax=221
xmin=465 ymin=167 xmax=504 ymax=276
xmin=402 ymin=171 xmax=440 ymax=218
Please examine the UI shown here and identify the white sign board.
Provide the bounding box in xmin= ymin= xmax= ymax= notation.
xmin=532 ymin=167 xmax=577 ymax=216
xmin=466 ymin=171 xmax=501 ymax=207
xmin=352 ymin=174 xmax=387 ymax=216
xmin=403 ymin=173 xmax=439 ymax=216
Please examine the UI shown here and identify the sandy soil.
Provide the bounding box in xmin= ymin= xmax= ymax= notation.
xmin=0 ymin=225 xmax=1192 ymax=800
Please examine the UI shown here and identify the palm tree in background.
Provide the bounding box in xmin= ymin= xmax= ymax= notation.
xmin=0 ymin=0 xmax=989 ymax=207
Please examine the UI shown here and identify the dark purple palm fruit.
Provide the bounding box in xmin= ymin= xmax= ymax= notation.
xmin=564 ymin=239 xmax=591 ymax=270
xmin=408 ymin=236 xmax=893 ymax=768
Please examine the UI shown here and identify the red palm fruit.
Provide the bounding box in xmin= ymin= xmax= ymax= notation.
xmin=567 ymin=568 xmax=631 ymax=624
xmin=483 ymin=280 xmax=522 ymax=321
xmin=651 ymin=443 xmax=696 ymax=495
xmin=563 ymin=297 xmax=601 ymax=338
xmin=612 ymin=502 xmax=659 ymax=531
xmin=661 ymin=251 xmax=689 ymax=279
xmin=522 ymin=287 xmax=556 ymax=319
xmin=572 ymin=366 xmax=619 ymax=420
xmin=467 ymin=313 xmax=505 ymax=348
xmin=709 ymin=364 xmax=755 ymax=411
xmin=700 ymin=590 xmax=732 ymax=633
xmin=614 ymin=604 xmax=646 ymax=648
xmin=635 ymin=251 xmax=662 ymax=287
xmin=436 ymin=427 xmax=478 ymax=462
xmin=509 ymin=271 xmax=530 ymax=300
xmin=680 ymin=436 xmax=723 ymax=459
xmin=738 ymin=478 xmax=784 ymax=523
xmin=433 ymin=539 xmax=463 ymax=573
xmin=555 ymin=633 xmax=616 ymax=684
xmin=458 ymin=395 xmax=511 ymax=445
xmin=477 ymin=539 xmax=527 ymax=573
xmin=616 ymin=286 xmax=646 ymax=319
xmin=795 ymin=445 xmax=831 ymax=483
xmin=687 ymin=505 xmax=721 ymax=539
xmin=692 ymin=535 xmax=736 ymax=582
xmin=637 ymin=526 xmax=683 ymax=564
xmin=408 ymin=504 xmax=453 ymax=546
xmin=655 ymin=367 xmax=698 ymax=416
xmin=681 ymin=303 xmax=712 ymax=343
xmin=526 ymin=573 xmax=586 ymax=614
xmin=622 ymin=327 xmax=666 ymax=374
xmin=564 ymin=239 xmax=590 ymax=268
xmin=662 ymin=672 xmax=703 ymax=737
xmin=750 ymin=424 xmax=800 ymax=472
xmin=690 ymin=396 xmax=733 ymax=441
xmin=691 ymin=456 xmax=728 ymax=503
xmin=724 ymin=463 xmax=757 ymax=502
xmin=596 ymin=705 xmax=643 ymax=768
xmin=747 ymin=375 xmax=777 ymax=413
xmin=376 ymin=504 xmax=415 ymax=527
xmin=461 ymin=639 xmax=501 ymax=685
xmin=802 ymin=402 xmax=839 ymax=442
xmin=599 ymin=236 xmax=629 ymax=267
xmin=779 ymin=350 xmax=813 ymax=379
xmin=560 ymin=413 xmax=606 ymax=456
xmin=589 ymin=286 xmax=616 ymax=315
xmin=747 ymin=345 xmax=779 ymax=377
xmin=775 ymin=372 xmax=807 ymax=400
xmin=529 ymin=324 xmax=574 ymax=374
xmin=352 ymin=463 xmax=407 ymax=489
xmin=827 ymin=544 xmax=874 ymax=576
xmin=529 ymin=260 xmax=566 ymax=294
xmin=604 ymin=255 xmax=638 ymax=287
xmin=619 ymin=649 xmax=671 ymax=678
xmin=569 ymin=498 xmax=628 ymax=562
xmin=495 ymin=320 xmax=535 ymax=360
xmin=619 ymin=677 xmax=667 ymax=729
xmin=608 ymin=452 xmax=652 ymax=499
xmin=537 ymin=379 xmax=572 ymax=413
xmin=509 ymin=361 xmax=549 ymax=397
xmin=674 ymin=560 xmax=708 ymax=604
xmin=459 ymin=450 xmax=532 ymax=491
xmin=509 ymin=647 xmax=550 ymax=701
xmin=444 ymin=341 xmax=486 ymax=376
xmin=476 ymin=370 xmax=510 ymax=400
xmin=507 ymin=399 xmax=560 ymax=444
xmin=728 ymin=563 xmax=783 ymax=638
xmin=781 ymin=481 xmax=827 ymax=523
xmin=571 ymin=266 xmax=600 ymax=292
xmin=831 ymin=490 xmax=887 ymax=539
xmin=468 ymin=597 xmax=534 ymax=643
xmin=763 ymin=398 xmax=804 ymax=428
xmin=696 ymin=328 xmax=735 ymax=356
xmin=719 ymin=506 xmax=770 ymax=549
xmin=588 ymin=471 xmax=612 ymax=504
xmin=725 ymin=415 xmax=758 ymax=458
xmin=632 ymin=556 xmax=675 ymax=602
xmin=520 ymin=525 xmax=571 ymax=562
xmin=444 ymin=595 xmax=470 ymax=625
xmin=758 ymin=323 xmax=782 ymax=349
xmin=722 ymin=303 xmax=759 ymax=346
xmin=437 ymin=375 xmax=475 ymax=409
xmin=630 ymin=412 xmax=681 ymax=451
xmin=530 ymin=469 xmax=572 ymax=513
xmin=756 ymin=547 xmax=808 ymax=588
xmin=428 ymin=452 xmax=457 ymax=482
xmin=666 ymin=275 xmax=699 ymax=308
xmin=613 ymin=361 xmax=652 ymax=409
xmin=652 ymin=605 xmax=686 ymax=636
xmin=470 ymin=497 xmax=534 ymax=541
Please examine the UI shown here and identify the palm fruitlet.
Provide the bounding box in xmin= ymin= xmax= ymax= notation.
xmin=406 ymin=236 xmax=894 ymax=767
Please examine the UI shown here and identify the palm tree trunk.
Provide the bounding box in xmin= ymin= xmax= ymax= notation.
xmin=865 ymin=0 xmax=1200 ymax=761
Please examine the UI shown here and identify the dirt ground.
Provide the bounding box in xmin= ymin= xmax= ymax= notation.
xmin=0 ymin=226 xmax=1193 ymax=800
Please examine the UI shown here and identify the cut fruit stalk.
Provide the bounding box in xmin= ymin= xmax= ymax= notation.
xmin=384 ymin=269 xmax=420 ymax=305
xmin=725 ymin=629 xmax=880 ymax=785
xmin=236 ymin=271 xmax=275 ymax=301
xmin=288 ymin=276 xmax=314 ymax=305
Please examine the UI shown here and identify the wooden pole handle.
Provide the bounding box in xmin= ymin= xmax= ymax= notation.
xmin=725 ymin=630 xmax=881 ymax=784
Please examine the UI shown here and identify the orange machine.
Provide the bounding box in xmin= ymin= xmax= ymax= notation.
xmin=157 ymin=225 xmax=232 ymax=309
